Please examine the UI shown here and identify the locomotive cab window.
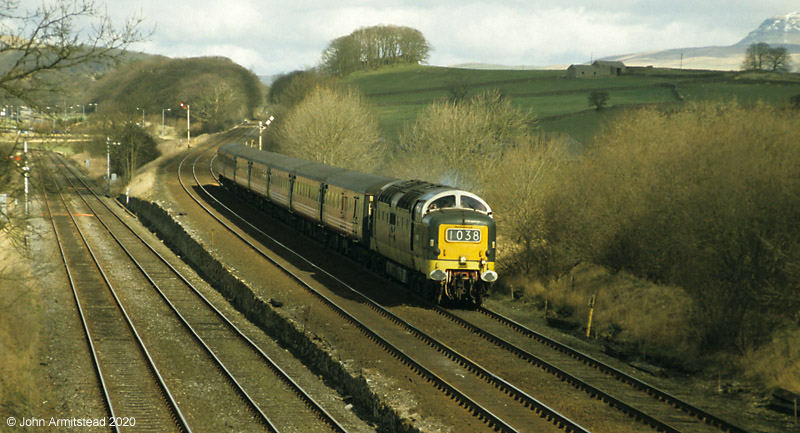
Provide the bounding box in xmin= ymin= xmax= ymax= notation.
xmin=429 ymin=195 xmax=455 ymax=211
xmin=460 ymin=196 xmax=487 ymax=212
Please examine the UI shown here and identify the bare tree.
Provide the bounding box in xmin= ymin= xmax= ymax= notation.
xmin=180 ymin=74 xmax=245 ymax=131
xmin=764 ymin=46 xmax=792 ymax=72
xmin=396 ymin=89 xmax=535 ymax=190
xmin=0 ymin=0 xmax=145 ymax=236
xmin=742 ymin=42 xmax=792 ymax=72
xmin=447 ymin=78 xmax=470 ymax=103
xmin=267 ymin=69 xmax=340 ymax=108
xmin=276 ymin=87 xmax=383 ymax=171
xmin=320 ymin=36 xmax=361 ymax=77
xmin=742 ymin=42 xmax=771 ymax=71
xmin=0 ymin=0 xmax=146 ymax=106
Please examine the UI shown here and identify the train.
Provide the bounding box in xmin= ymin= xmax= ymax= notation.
xmin=215 ymin=143 xmax=497 ymax=305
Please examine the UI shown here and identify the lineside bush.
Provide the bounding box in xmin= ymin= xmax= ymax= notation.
xmin=543 ymin=101 xmax=800 ymax=354
xmin=393 ymin=89 xmax=535 ymax=191
xmin=275 ymin=86 xmax=383 ymax=171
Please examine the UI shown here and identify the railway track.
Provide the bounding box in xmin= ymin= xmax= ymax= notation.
xmin=468 ymin=306 xmax=750 ymax=433
xmin=174 ymin=140 xmax=585 ymax=432
xmin=179 ymin=140 xmax=586 ymax=432
xmin=37 ymin=152 xmax=189 ymax=433
xmin=40 ymin=150 xmax=350 ymax=432
xmin=176 ymin=138 xmax=752 ymax=433
xmin=413 ymin=305 xmax=750 ymax=433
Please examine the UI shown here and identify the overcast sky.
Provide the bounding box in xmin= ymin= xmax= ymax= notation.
xmin=67 ymin=1 xmax=800 ymax=75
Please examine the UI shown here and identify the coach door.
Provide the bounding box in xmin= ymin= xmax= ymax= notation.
xmin=247 ymin=161 xmax=252 ymax=191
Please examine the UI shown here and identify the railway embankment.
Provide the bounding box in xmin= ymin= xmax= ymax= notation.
xmin=122 ymin=195 xmax=420 ymax=433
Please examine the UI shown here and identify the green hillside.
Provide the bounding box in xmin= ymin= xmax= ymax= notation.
xmin=343 ymin=64 xmax=800 ymax=144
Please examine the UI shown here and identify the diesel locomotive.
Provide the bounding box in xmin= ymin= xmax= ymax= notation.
xmin=215 ymin=143 xmax=497 ymax=305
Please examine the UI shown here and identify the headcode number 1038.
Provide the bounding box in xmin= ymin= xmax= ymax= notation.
xmin=446 ymin=228 xmax=481 ymax=243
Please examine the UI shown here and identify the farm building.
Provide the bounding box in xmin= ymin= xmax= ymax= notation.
xmin=567 ymin=61 xmax=626 ymax=78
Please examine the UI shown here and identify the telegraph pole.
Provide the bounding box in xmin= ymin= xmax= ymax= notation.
xmin=186 ymin=104 xmax=190 ymax=147
xmin=162 ymin=108 xmax=171 ymax=137
xmin=23 ymin=141 xmax=29 ymax=216
xmin=180 ymin=102 xmax=190 ymax=148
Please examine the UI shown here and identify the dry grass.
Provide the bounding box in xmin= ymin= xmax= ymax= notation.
xmin=126 ymin=137 xmax=197 ymax=199
xmin=741 ymin=328 xmax=800 ymax=394
xmin=0 ymin=232 xmax=43 ymax=418
xmin=503 ymin=263 xmax=697 ymax=358
xmin=63 ymin=135 xmax=205 ymax=200
xmin=502 ymin=261 xmax=800 ymax=394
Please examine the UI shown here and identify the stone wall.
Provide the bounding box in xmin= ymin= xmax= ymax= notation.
xmin=123 ymin=196 xmax=419 ymax=433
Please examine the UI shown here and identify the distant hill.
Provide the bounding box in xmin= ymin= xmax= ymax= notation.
xmin=449 ymin=63 xmax=555 ymax=71
xmin=0 ymin=45 xmax=155 ymax=105
xmin=445 ymin=13 xmax=800 ymax=72
xmin=89 ymin=56 xmax=263 ymax=130
xmin=600 ymin=12 xmax=800 ymax=71
xmin=599 ymin=44 xmax=800 ymax=71
xmin=737 ymin=12 xmax=800 ymax=45
xmin=343 ymin=64 xmax=800 ymax=145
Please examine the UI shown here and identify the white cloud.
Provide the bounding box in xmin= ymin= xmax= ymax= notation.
xmin=16 ymin=0 xmax=799 ymax=74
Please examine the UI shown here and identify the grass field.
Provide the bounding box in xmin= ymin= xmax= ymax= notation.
xmin=343 ymin=64 xmax=800 ymax=143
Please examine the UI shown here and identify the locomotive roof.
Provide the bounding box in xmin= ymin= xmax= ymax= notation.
xmin=377 ymin=180 xmax=450 ymax=209
xmin=375 ymin=179 xmax=492 ymax=215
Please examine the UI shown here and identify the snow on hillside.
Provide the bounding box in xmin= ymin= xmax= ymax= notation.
xmin=600 ymin=12 xmax=800 ymax=71
xmin=737 ymin=11 xmax=800 ymax=45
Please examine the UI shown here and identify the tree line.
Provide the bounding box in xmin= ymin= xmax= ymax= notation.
xmin=0 ymin=0 xmax=143 ymax=239
xmin=90 ymin=56 xmax=262 ymax=134
xmin=320 ymin=25 xmax=431 ymax=76
xmin=742 ymin=42 xmax=792 ymax=72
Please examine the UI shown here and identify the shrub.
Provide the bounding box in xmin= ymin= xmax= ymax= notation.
xmin=393 ymin=89 xmax=535 ymax=191
xmin=481 ymin=134 xmax=572 ymax=276
xmin=275 ymin=87 xmax=382 ymax=171
xmin=543 ymin=101 xmax=800 ymax=353
xmin=588 ymin=91 xmax=610 ymax=111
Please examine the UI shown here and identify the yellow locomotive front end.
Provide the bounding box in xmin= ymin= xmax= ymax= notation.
xmin=422 ymin=203 xmax=497 ymax=305
xmin=373 ymin=182 xmax=497 ymax=305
